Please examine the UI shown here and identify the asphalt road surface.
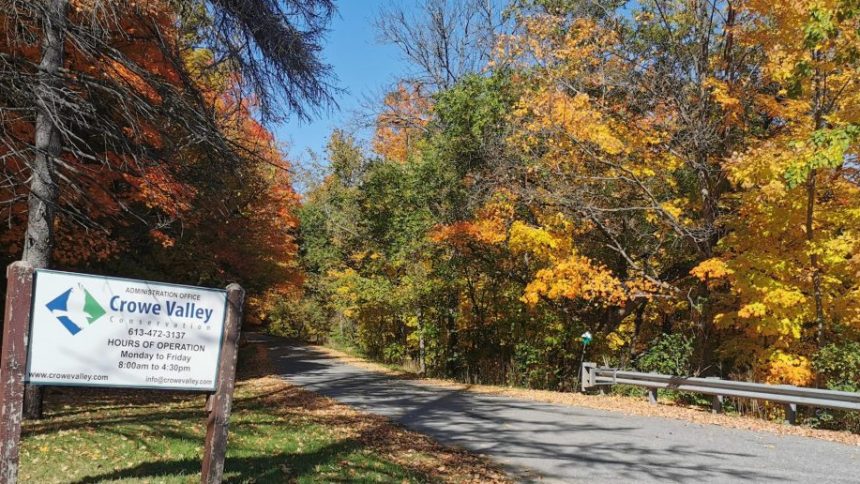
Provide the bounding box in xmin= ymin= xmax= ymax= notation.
xmin=248 ymin=333 xmax=860 ymax=483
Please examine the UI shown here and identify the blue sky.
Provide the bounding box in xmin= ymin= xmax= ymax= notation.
xmin=272 ymin=1 xmax=407 ymax=166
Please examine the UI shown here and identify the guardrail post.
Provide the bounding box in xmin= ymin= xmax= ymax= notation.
xmin=784 ymin=403 xmax=797 ymax=425
xmin=580 ymin=362 xmax=596 ymax=391
xmin=706 ymin=377 xmax=723 ymax=414
xmin=711 ymin=394 xmax=724 ymax=414
xmin=647 ymin=387 xmax=658 ymax=405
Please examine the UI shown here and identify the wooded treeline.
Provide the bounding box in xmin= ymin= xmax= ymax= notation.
xmin=293 ymin=0 xmax=860 ymax=421
xmin=2 ymin=0 xmax=859 ymax=429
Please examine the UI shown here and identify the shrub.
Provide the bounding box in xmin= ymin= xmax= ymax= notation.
xmin=383 ymin=342 xmax=407 ymax=364
xmin=807 ymin=342 xmax=860 ymax=433
xmin=512 ymin=343 xmax=547 ymax=388
xmin=635 ymin=333 xmax=695 ymax=376
xmin=813 ymin=342 xmax=860 ymax=392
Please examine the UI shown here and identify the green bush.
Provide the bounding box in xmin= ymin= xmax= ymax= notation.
xmin=383 ymin=342 xmax=407 ymax=363
xmin=635 ymin=333 xmax=695 ymax=376
xmin=513 ymin=343 xmax=547 ymax=388
xmin=808 ymin=342 xmax=860 ymax=433
xmin=813 ymin=342 xmax=860 ymax=392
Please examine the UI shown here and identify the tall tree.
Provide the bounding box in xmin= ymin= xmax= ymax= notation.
xmin=22 ymin=0 xmax=66 ymax=270
xmin=1 ymin=0 xmax=335 ymax=418
xmin=376 ymin=0 xmax=503 ymax=91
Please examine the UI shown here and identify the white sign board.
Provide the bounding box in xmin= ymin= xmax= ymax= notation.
xmin=26 ymin=270 xmax=226 ymax=391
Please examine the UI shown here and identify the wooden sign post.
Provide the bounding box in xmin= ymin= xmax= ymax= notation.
xmin=0 ymin=264 xmax=244 ymax=484
xmin=202 ymin=283 xmax=244 ymax=483
xmin=0 ymin=262 xmax=34 ymax=482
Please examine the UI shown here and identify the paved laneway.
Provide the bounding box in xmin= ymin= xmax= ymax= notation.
xmin=249 ymin=333 xmax=860 ymax=483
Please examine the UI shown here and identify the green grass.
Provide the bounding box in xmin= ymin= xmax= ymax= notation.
xmin=18 ymin=344 xmax=475 ymax=483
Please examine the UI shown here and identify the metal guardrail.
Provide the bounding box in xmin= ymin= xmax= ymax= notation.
xmin=580 ymin=362 xmax=860 ymax=424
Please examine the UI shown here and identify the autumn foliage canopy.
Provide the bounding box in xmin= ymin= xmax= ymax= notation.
xmin=0 ymin=0 xmax=308 ymax=322
xmin=297 ymin=0 xmax=860 ymax=405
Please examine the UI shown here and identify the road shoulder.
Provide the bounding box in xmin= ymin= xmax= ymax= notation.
xmin=310 ymin=342 xmax=860 ymax=447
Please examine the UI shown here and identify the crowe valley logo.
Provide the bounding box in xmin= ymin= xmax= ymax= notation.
xmin=45 ymin=285 xmax=107 ymax=335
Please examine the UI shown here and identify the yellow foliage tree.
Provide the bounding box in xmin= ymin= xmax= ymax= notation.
xmin=693 ymin=0 xmax=860 ymax=383
xmin=493 ymin=10 xmax=694 ymax=318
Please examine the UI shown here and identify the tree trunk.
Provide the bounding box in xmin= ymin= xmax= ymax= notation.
xmin=445 ymin=295 xmax=459 ymax=378
xmin=808 ymin=59 xmax=826 ymax=345
xmin=623 ymin=302 xmax=647 ymax=368
xmin=806 ymin=170 xmax=825 ymax=344
xmin=416 ymin=309 xmax=426 ymax=376
xmin=22 ymin=0 xmax=69 ymax=420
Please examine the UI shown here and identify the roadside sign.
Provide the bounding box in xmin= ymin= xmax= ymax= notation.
xmin=26 ymin=269 xmax=227 ymax=391
xmin=0 ymin=263 xmax=245 ymax=483
xmin=581 ymin=331 xmax=593 ymax=346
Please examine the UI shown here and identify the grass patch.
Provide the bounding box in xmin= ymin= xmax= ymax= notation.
xmin=20 ymin=342 xmax=507 ymax=483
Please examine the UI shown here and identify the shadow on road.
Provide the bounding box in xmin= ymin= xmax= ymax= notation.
xmin=247 ymin=333 xmax=833 ymax=483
